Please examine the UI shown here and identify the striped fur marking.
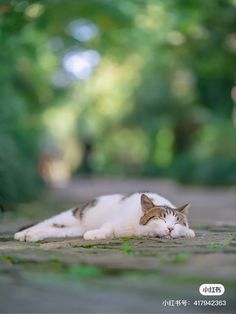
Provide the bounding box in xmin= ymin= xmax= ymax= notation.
xmin=139 ymin=207 xmax=164 ymax=225
xmin=52 ymin=223 xmax=65 ymax=228
xmin=73 ymin=199 xmax=97 ymax=220
xmin=140 ymin=205 xmax=187 ymax=226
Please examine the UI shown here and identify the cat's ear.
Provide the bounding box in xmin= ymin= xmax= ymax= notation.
xmin=176 ymin=203 xmax=191 ymax=215
xmin=141 ymin=194 xmax=155 ymax=213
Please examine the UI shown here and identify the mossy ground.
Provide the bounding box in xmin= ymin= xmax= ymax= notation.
xmin=0 ymin=178 xmax=235 ymax=313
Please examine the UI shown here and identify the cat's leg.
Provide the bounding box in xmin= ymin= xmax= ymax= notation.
xmin=171 ymin=224 xmax=195 ymax=239
xmin=83 ymin=223 xmax=114 ymax=240
xmin=14 ymin=209 xmax=84 ymax=242
xmin=83 ymin=223 xmax=135 ymax=240
xmin=16 ymin=226 xmax=84 ymax=242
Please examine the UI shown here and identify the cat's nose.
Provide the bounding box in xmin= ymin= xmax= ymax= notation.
xmin=167 ymin=227 xmax=174 ymax=233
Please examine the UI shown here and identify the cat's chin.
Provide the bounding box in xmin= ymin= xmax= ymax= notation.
xmin=162 ymin=234 xmax=172 ymax=239
xmin=155 ymin=234 xmax=171 ymax=239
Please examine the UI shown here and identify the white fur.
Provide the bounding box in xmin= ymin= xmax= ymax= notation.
xmin=14 ymin=192 xmax=195 ymax=242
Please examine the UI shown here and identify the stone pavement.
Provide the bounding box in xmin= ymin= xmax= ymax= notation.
xmin=0 ymin=177 xmax=235 ymax=313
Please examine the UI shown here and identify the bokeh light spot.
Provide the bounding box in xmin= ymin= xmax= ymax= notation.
xmin=66 ymin=19 xmax=99 ymax=42
xmin=63 ymin=50 xmax=100 ymax=80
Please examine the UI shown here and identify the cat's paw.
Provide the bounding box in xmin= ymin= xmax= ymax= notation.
xmin=14 ymin=229 xmax=42 ymax=242
xmin=83 ymin=230 xmax=109 ymax=240
xmin=24 ymin=230 xmax=43 ymax=242
xmin=185 ymin=229 xmax=195 ymax=238
xmin=14 ymin=230 xmax=28 ymax=241
xmin=170 ymin=227 xmax=195 ymax=239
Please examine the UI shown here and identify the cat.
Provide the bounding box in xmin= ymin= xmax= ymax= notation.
xmin=14 ymin=192 xmax=195 ymax=242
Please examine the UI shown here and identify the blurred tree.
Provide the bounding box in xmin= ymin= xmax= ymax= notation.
xmin=0 ymin=0 xmax=235 ymax=206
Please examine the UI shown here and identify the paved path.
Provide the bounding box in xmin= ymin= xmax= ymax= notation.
xmin=0 ymin=178 xmax=235 ymax=313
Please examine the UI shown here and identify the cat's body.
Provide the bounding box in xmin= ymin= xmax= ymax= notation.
xmin=14 ymin=192 xmax=195 ymax=242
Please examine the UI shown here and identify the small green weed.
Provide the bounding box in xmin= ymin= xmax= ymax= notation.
xmin=0 ymin=255 xmax=21 ymax=264
xmin=206 ymin=242 xmax=224 ymax=249
xmin=121 ymin=241 xmax=138 ymax=255
xmin=68 ymin=265 xmax=103 ymax=277
xmin=167 ymin=252 xmax=190 ymax=264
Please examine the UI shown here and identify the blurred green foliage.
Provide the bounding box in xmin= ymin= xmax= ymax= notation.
xmin=0 ymin=0 xmax=235 ymax=204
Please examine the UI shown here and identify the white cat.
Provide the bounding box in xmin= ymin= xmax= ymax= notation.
xmin=14 ymin=192 xmax=195 ymax=242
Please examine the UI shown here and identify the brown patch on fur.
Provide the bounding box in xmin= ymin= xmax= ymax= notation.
xmin=176 ymin=212 xmax=187 ymax=226
xmin=140 ymin=204 xmax=188 ymax=226
xmin=52 ymin=223 xmax=65 ymax=228
xmin=139 ymin=207 xmax=164 ymax=225
xmin=73 ymin=199 xmax=97 ymax=220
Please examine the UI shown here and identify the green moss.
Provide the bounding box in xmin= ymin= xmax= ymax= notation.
xmin=120 ymin=237 xmax=137 ymax=241
xmin=0 ymin=255 xmax=65 ymax=271
xmin=0 ymin=254 xmax=103 ymax=277
xmin=75 ymin=244 xmax=98 ymax=249
xmin=77 ymin=243 xmax=120 ymax=249
xmin=0 ymin=255 xmax=19 ymax=264
xmin=0 ymin=234 xmax=13 ymax=242
xmin=167 ymin=252 xmax=190 ymax=264
xmin=206 ymin=234 xmax=235 ymax=249
xmin=207 ymin=242 xmax=224 ymax=249
xmin=120 ymin=241 xmax=140 ymax=255
xmin=68 ymin=265 xmax=103 ymax=277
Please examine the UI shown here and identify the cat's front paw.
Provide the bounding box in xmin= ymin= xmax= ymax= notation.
xmin=14 ymin=230 xmax=28 ymax=242
xmin=14 ymin=229 xmax=42 ymax=242
xmin=83 ymin=230 xmax=109 ymax=240
xmin=185 ymin=228 xmax=195 ymax=238
xmin=170 ymin=227 xmax=195 ymax=239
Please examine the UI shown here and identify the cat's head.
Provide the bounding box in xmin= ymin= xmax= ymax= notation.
xmin=139 ymin=194 xmax=190 ymax=237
